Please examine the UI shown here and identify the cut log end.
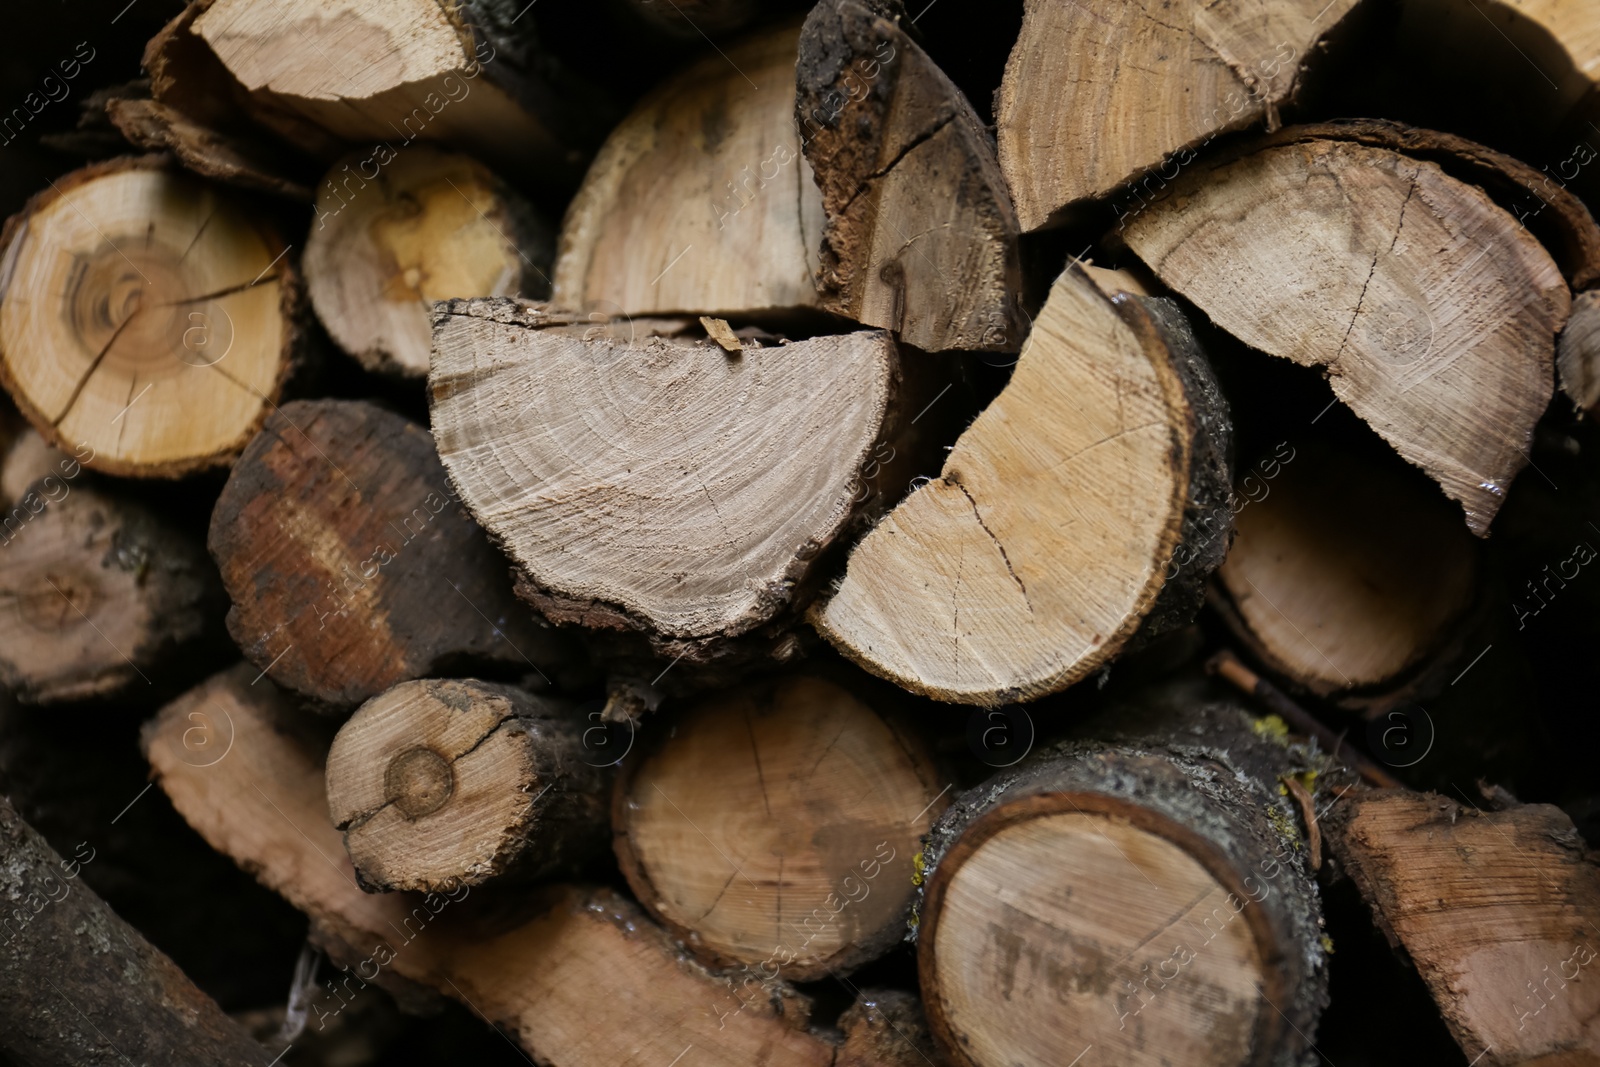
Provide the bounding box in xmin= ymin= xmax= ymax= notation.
xmin=326 ymin=678 xmax=610 ymax=893
xmin=0 ymin=157 xmax=300 ymax=477
xmin=811 ymin=266 xmax=1230 ymax=705
xmin=927 ymin=804 xmax=1268 ymax=1067
xmin=431 ymin=299 xmax=903 ymax=653
xmin=613 ymin=675 xmax=945 ymax=979
xmin=0 ymin=481 xmax=220 ymax=704
xmin=1215 ymin=441 xmax=1481 ymax=699
xmin=306 ymin=148 xmax=552 ymax=377
xmin=1124 ymin=136 xmax=1569 ymax=535
xmin=996 ymin=0 xmax=1362 ymax=229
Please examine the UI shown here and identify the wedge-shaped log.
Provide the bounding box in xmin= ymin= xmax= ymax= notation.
xmin=810 ymin=266 xmax=1231 ymax=705
xmin=795 ymin=0 xmax=1023 ymax=351
xmin=1123 ymin=135 xmax=1570 ymax=534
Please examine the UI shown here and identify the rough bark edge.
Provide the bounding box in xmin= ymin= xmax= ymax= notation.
xmin=107 ymin=98 xmax=313 ymax=201
xmin=430 ymin=297 xmax=902 ymax=656
xmin=915 ymin=689 xmax=1336 ymax=1067
xmin=0 ymin=795 xmax=268 ymax=1066
xmin=0 ymin=154 xmax=305 ymax=479
xmin=795 ymin=0 xmax=1024 ymax=352
xmin=609 ymin=674 xmax=945 ymax=981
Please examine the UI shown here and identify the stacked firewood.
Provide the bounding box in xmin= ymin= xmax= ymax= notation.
xmin=2 ymin=1 xmax=1599 ymax=1066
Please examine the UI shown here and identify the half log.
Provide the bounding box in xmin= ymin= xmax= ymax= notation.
xmin=209 ymin=398 xmax=574 ymax=708
xmin=1122 ymin=134 xmax=1570 ymax=534
xmin=613 ymin=674 xmax=945 ymax=979
xmin=995 ymin=0 xmax=1361 ymax=230
xmin=431 ymin=299 xmax=922 ymax=661
xmin=0 ymin=156 xmax=302 ymax=478
xmin=326 ymin=678 xmax=610 ymax=893
xmin=1325 ymin=790 xmax=1600 ymax=1065
xmin=811 ymin=265 xmax=1231 ymax=705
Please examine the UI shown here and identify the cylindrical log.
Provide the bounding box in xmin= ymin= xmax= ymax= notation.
xmin=810 ymin=264 xmax=1232 ymax=705
xmin=0 ymin=479 xmax=223 ymax=704
xmin=431 ymin=299 xmax=950 ymax=665
xmin=142 ymin=664 xmax=840 ymax=1067
xmin=305 ymin=147 xmax=553 ymax=378
xmin=836 ymin=988 xmax=938 ymax=1067
xmin=326 ymin=678 xmax=611 ymax=893
xmin=0 ymin=156 xmax=303 ymax=477
xmin=1 ymin=427 xmax=70 ymax=506
xmin=209 ymin=397 xmax=579 ymax=709
xmin=1122 ymin=131 xmax=1571 ymax=534
xmin=796 ymin=0 xmax=1024 ymax=352
xmin=1212 ymin=439 xmax=1484 ymax=709
xmin=1559 ymin=289 xmax=1600 ymax=415
xmin=917 ymin=684 xmax=1334 ymax=1067
xmin=0 ymin=793 xmax=267 ymax=1067
xmin=613 ymin=674 xmax=946 ymax=979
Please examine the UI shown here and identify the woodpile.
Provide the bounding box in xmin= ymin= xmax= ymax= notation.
xmin=1 ymin=2 xmax=1599 ymax=1067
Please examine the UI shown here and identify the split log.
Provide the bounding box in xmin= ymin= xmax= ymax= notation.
xmin=0 ymin=794 xmax=268 ymax=1067
xmin=106 ymin=98 xmax=314 ymax=201
xmin=612 ymin=674 xmax=945 ymax=979
xmin=187 ymin=0 xmax=614 ymax=192
xmin=1246 ymin=119 xmax=1600 ymax=291
xmin=326 ymin=678 xmax=610 ymax=893
xmin=917 ymin=686 xmax=1334 ymax=1067
xmin=0 ymin=156 xmax=302 ymax=478
xmin=795 ymin=0 xmax=1024 ymax=352
xmin=1559 ymin=290 xmax=1600 ymax=414
xmin=550 ymin=22 xmax=826 ymax=320
xmin=209 ymin=398 xmax=575 ymax=709
xmin=143 ymin=664 xmax=841 ymax=1067
xmin=306 ymin=148 xmax=552 ymax=378
xmin=1121 ymin=134 xmax=1571 ymax=535
xmin=995 ymin=0 xmax=1361 ymax=230
xmin=0 ymin=480 xmax=222 ymax=704
xmin=431 ymin=299 xmax=932 ymax=661
xmin=1212 ymin=440 xmax=1483 ymax=708
xmin=1324 ymin=790 xmax=1600 ymax=1066
xmin=835 ymin=989 xmax=938 ymax=1067
xmin=811 ymin=265 xmax=1231 ymax=705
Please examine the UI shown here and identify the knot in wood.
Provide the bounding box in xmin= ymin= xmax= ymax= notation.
xmin=385 ymin=745 xmax=454 ymax=819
